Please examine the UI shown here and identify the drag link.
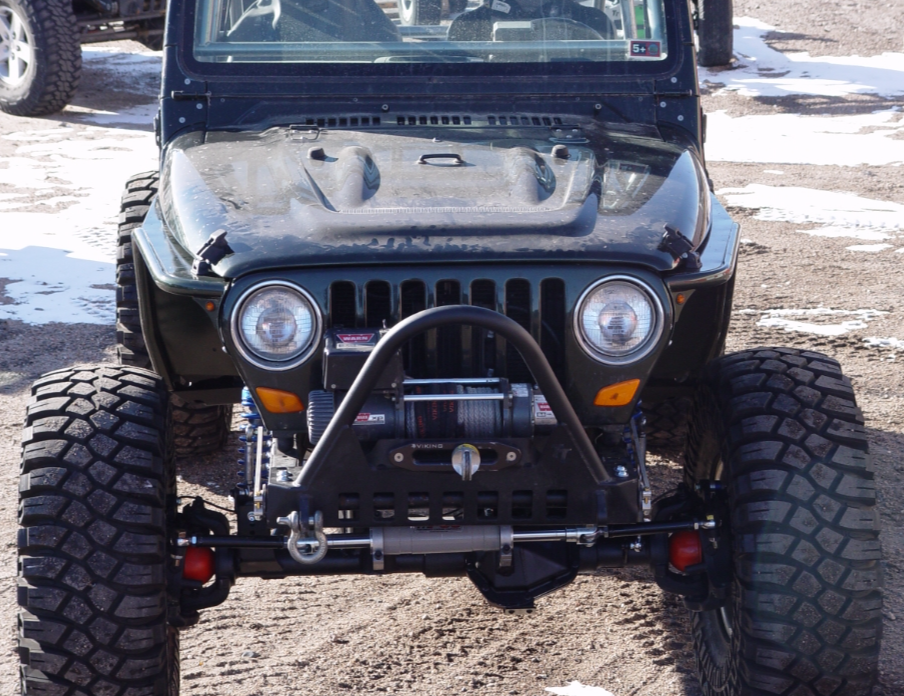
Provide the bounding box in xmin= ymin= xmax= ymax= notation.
xmin=180 ymin=518 xmax=718 ymax=553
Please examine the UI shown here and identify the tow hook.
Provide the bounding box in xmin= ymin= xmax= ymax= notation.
xmin=279 ymin=510 xmax=328 ymax=564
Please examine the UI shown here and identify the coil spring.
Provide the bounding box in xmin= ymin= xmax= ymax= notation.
xmin=237 ymin=387 xmax=271 ymax=492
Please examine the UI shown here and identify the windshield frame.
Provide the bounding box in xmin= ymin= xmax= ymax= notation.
xmin=177 ymin=0 xmax=685 ymax=86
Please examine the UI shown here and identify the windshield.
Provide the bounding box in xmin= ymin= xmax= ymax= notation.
xmin=193 ymin=0 xmax=668 ymax=65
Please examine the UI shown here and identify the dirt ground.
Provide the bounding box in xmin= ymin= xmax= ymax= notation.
xmin=0 ymin=1 xmax=902 ymax=694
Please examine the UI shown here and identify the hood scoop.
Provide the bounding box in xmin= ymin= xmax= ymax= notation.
xmin=301 ymin=140 xmax=592 ymax=216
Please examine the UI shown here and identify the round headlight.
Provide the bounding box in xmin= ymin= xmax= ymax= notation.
xmin=233 ymin=283 xmax=321 ymax=368
xmin=575 ymin=278 xmax=663 ymax=363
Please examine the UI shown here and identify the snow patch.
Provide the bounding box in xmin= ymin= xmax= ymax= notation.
xmin=846 ymin=244 xmax=893 ymax=252
xmin=717 ymin=184 xmax=904 ymax=242
xmin=865 ymin=337 xmax=904 ymax=350
xmin=705 ymin=109 xmax=904 ymax=167
xmin=0 ymin=248 xmax=115 ymax=325
xmin=863 ymin=336 xmax=904 ymax=350
xmin=0 ymin=115 xmax=156 ymax=324
xmin=546 ymin=683 xmax=617 ymax=696
xmin=699 ymin=18 xmax=904 ymax=98
xmin=739 ymin=308 xmax=888 ymax=338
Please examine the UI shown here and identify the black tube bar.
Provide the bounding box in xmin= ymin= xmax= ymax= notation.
xmin=296 ymin=305 xmax=609 ymax=485
xmin=604 ymin=519 xmax=715 ymax=538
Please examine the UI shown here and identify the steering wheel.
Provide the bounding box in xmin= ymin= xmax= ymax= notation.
xmin=528 ymin=16 xmax=605 ymax=41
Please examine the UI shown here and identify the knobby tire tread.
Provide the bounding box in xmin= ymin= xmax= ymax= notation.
xmin=115 ymin=173 xmax=232 ymax=458
xmin=0 ymin=0 xmax=81 ymax=116
xmin=686 ymin=348 xmax=881 ymax=696
xmin=18 ymin=365 xmax=178 ymax=696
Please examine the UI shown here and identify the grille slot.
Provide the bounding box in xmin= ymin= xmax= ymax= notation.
xmin=540 ymin=278 xmax=566 ymax=383
xmin=504 ymin=279 xmax=532 ymax=382
xmin=435 ymin=280 xmax=461 ymax=378
xmin=330 ymin=281 xmax=357 ymax=328
xmin=470 ymin=280 xmax=497 ymax=377
xmin=401 ymin=280 xmax=427 ymax=375
xmin=365 ymin=281 xmax=392 ymax=327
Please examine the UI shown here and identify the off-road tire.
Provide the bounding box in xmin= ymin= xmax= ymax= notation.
xmin=448 ymin=0 xmax=467 ymax=15
xmin=642 ymin=397 xmax=691 ymax=454
xmin=686 ymin=348 xmax=882 ymax=696
xmin=116 ymin=171 xmax=159 ymax=370
xmin=0 ymin=0 xmax=81 ymax=116
xmin=116 ymin=172 xmax=233 ymax=458
xmin=696 ymin=0 xmax=733 ymax=67
xmin=136 ymin=18 xmax=166 ymax=51
xmin=17 ymin=365 xmax=180 ymax=695
xmin=398 ymin=0 xmax=441 ymax=26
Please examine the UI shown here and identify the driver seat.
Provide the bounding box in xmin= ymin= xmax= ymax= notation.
xmin=448 ymin=0 xmax=613 ymax=41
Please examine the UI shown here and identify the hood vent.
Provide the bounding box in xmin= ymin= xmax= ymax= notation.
xmin=487 ymin=115 xmax=563 ymax=126
xmin=397 ymin=114 xmax=473 ymax=126
xmin=293 ymin=113 xmax=567 ymax=129
xmin=296 ymin=116 xmax=383 ymax=128
xmin=393 ymin=114 xmax=566 ymax=127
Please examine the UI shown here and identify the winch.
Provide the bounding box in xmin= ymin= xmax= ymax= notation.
xmin=307 ymin=329 xmax=557 ymax=445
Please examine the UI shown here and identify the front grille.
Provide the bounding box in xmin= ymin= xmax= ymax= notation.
xmin=327 ymin=276 xmax=567 ymax=381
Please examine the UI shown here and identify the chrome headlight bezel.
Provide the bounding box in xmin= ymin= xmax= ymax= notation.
xmin=230 ymin=280 xmax=323 ymax=371
xmin=573 ymin=276 xmax=665 ymax=366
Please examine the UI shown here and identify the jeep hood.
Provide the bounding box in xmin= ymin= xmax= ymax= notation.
xmin=159 ymin=124 xmax=709 ymax=278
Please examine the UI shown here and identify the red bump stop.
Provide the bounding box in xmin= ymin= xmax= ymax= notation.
xmin=669 ymin=530 xmax=703 ymax=572
xmin=183 ymin=547 xmax=215 ymax=583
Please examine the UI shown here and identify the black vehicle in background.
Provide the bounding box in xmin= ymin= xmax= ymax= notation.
xmin=0 ymin=0 xmax=165 ymax=116
xmin=16 ymin=0 xmax=880 ymax=695
xmin=398 ymin=0 xmax=733 ymax=66
xmin=0 ymin=0 xmax=732 ymax=117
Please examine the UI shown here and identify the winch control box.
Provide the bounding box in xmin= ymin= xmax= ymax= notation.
xmin=322 ymin=329 xmax=404 ymax=391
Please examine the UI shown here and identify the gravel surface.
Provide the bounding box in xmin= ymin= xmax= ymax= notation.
xmin=0 ymin=1 xmax=902 ymax=694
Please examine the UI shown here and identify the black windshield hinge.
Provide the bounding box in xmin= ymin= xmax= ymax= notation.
xmin=192 ymin=230 xmax=233 ymax=277
xmin=659 ymin=225 xmax=702 ymax=270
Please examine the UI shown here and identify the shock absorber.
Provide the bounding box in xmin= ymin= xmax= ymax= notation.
xmin=238 ymin=387 xmax=271 ymax=519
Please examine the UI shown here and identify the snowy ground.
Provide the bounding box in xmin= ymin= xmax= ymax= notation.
xmin=1 ymin=6 xmax=904 ymax=695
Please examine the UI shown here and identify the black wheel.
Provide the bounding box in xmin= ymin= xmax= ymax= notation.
xmin=136 ymin=17 xmax=165 ymax=51
xmin=117 ymin=172 xmax=233 ymax=458
xmin=642 ymin=397 xmax=691 ymax=454
xmin=695 ymin=0 xmax=732 ymax=67
xmin=686 ymin=348 xmax=882 ymax=696
xmin=18 ymin=365 xmax=180 ymax=695
xmin=398 ymin=0 xmax=441 ymax=26
xmin=448 ymin=0 xmax=467 ymax=15
xmin=0 ymin=0 xmax=80 ymax=116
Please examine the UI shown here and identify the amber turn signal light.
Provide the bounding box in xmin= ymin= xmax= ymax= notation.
xmin=593 ymin=379 xmax=640 ymax=407
xmin=255 ymin=387 xmax=304 ymax=413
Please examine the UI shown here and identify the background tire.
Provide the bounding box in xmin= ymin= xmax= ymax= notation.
xmin=686 ymin=348 xmax=882 ymax=696
xmin=447 ymin=0 xmax=467 ymax=15
xmin=117 ymin=172 xmax=233 ymax=458
xmin=398 ymin=0 xmax=441 ymax=26
xmin=642 ymin=397 xmax=691 ymax=454
xmin=136 ymin=17 xmax=166 ymax=51
xmin=0 ymin=0 xmax=80 ymax=116
xmin=18 ymin=365 xmax=179 ymax=695
xmin=696 ymin=0 xmax=733 ymax=67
